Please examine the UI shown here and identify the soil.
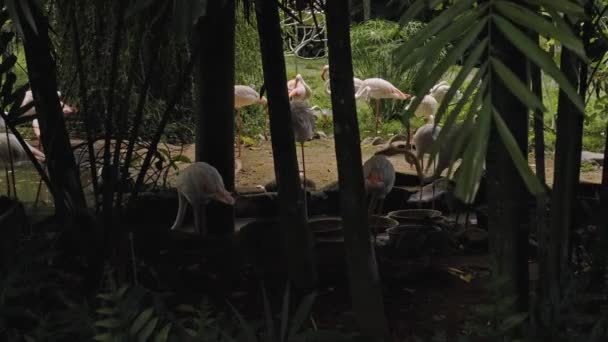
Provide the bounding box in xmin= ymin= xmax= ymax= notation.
xmin=179 ymin=137 xmax=604 ymax=191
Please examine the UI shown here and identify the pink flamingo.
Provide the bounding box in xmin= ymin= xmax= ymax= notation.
xmin=287 ymin=74 xmax=312 ymax=101
xmin=234 ymin=85 xmax=267 ymax=157
xmin=355 ymin=78 xmax=411 ymax=133
xmin=321 ymin=64 xmax=363 ymax=95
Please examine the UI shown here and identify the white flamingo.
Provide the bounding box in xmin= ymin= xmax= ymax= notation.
xmin=170 ymin=162 xmax=235 ymax=236
xmin=234 ymin=85 xmax=267 ymax=157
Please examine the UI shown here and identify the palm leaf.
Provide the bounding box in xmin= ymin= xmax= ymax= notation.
xmin=434 ymin=37 xmax=488 ymax=124
xmin=492 ymin=109 xmax=545 ymax=195
xmin=493 ymin=14 xmax=585 ymax=113
xmin=395 ymin=0 xmax=479 ymax=62
xmin=494 ymin=1 xmax=586 ymax=60
xmin=429 ymin=64 xmax=488 ymax=168
xmin=454 ymin=94 xmax=491 ymax=203
xmin=396 ymin=8 xmax=484 ymax=70
xmin=490 ymin=57 xmax=546 ymax=112
xmin=525 ymin=0 xmax=585 ymax=18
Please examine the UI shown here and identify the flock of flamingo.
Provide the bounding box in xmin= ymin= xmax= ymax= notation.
xmin=0 ymin=66 xmax=459 ymax=236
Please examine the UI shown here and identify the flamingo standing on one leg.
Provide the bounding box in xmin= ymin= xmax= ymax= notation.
xmin=355 ymin=78 xmax=411 ymax=133
xmin=321 ymin=64 xmax=363 ymax=95
xmin=290 ymin=100 xmax=315 ymax=216
xmin=287 ymin=74 xmax=312 ymax=101
xmin=234 ymin=85 xmax=267 ymax=157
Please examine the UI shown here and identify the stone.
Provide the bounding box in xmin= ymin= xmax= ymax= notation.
xmin=371 ymin=137 xmax=385 ymax=146
xmin=581 ymin=151 xmax=604 ymax=165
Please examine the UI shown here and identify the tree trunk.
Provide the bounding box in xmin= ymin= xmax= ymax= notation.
xmin=194 ymin=0 xmax=236 ymax=235
xmin=487 ymin=17 xmax=530 ymax=315
xmin=542 ymin=19 xmax=586 ymax=337
xmin=326 ymin=1 xmax=391 ymax=340
xmin=19 ymin=1 xmax=86 ymax=219
xmin=255 ymin=0 xmax=317 ymax=292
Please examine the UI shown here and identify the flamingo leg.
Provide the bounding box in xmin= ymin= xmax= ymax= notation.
xmin=34 ymin=139 xmax=44 ymax=208
xmin=301 ymin=142 xmax=308 ymax=217
xmin=236 ymin=109 xmax=243 ymax=158
xmin=170 ymin=193 xmax=187 ymax=231
xmin=263 ymin=107 xmax=269 ymax=141
xmin=375 ymin=99 xmax=381 ymax=133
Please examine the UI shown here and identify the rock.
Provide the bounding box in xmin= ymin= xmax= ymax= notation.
xmin=408 ymin=178 xmax=450 ymax=203
xmin=361 ymin=137 xmax=374 ymax=145
xmin=387 ymin=134 xmax=408 ymax=144
xmin=313 ymin=131 xmax=328 ymax=139
xmin=371 ymin=137 xmax=385 ymax=146
xmin=581 ymin=151 xmax=604 ymax=165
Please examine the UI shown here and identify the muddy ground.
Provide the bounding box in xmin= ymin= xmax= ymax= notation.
xmin=179 ymin=137 xmax=603 ymax=192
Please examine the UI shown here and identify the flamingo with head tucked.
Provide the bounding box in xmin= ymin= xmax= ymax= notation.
xmin=355 ymin=78 xmax=411 ymax=133
xmin=287 ymin=74 xmax=312 ymax=101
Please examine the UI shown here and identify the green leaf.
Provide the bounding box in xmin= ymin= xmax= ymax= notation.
xmin=408 ymin=17 xmax=488 ymax=122
xmin=493 ymin=14 xmax=585 ymax=113
xmin=96 ymin=307 xmax=118 ymax=315
xmin=286 ymin=292 xmax=317 ymax=341
xmin=494 ymin=1 xmax=586 ymax=60
xmin=429 ymin=64 xmax=487 ymax=170
xmin=95 ymin=318 xmax=122 ymax=329
xmin=498 ymin=312 xmax=528 ymax=332
xmin=228 ymin=302 xmax=257 ymax=342
xmin=131 ymin=307 xmax=154 ymax=334
xmin=490 ymin=57 xmax=547 ymax=112
xmin=261 ymin=286 xmax=276 ymax=342
xmin=138 ymin=317 xmax=159 ymax=342
xmin=397 ymin=8 xmax=484 ymax=70
xmin=396 ymin=0 xmax=480 ymax=63
xmin=397 ymin=0 xmax=428 ymax=27
xmin=172 ymin=155 xmax=192 ymax=163
xmin=174 ymin=304 xmax=197 ymax=313
xmin=455 ymin=94 xmax=491 ymax=203
xmin=524 ymin=0 xmax=584 ymax=18
xmin=434 ymin=37 xmax=488 ymax=124
xmin=154 ymin=323 xmax=172 ymax=342
xmin=492 ymin=109 xmax=545 ymax=196
xmin=93 ymin=333 xmax=114 ymax=341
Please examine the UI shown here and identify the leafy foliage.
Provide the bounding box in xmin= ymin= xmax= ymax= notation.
xmin=396 ymin=0 xmax=588 ymax=202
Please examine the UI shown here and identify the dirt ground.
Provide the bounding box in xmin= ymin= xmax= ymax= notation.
xmin=180 ymin=137 xmax=603 ymax=191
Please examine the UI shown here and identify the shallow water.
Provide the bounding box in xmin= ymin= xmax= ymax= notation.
xmin=0 ymin=165 xmax=95 ymax=210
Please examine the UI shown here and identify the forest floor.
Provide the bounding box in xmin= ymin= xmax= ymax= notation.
xmin=179 ymin=137 xmax=604 ymax=192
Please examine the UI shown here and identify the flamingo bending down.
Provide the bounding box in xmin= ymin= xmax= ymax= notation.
xmin=170 ymin=162 xmax=235 ymax=236
xmin=0 ymin=133 xmax=45 ymax=167
xmin=363 ymin=154 xmax=395 ymax=220
xmin=320 ymin=64 xmax=363 ymax=95
xmin=234 ymin=85 xmax=267 ymax=157
xmin=355 ymin=78 xmax=411 ymax=133
xmin=287 ymin=74 xmax=312 ymax=101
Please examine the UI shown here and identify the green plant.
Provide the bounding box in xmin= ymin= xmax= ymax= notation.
xmin=229 ymin=285 xmax=353 ymax=342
